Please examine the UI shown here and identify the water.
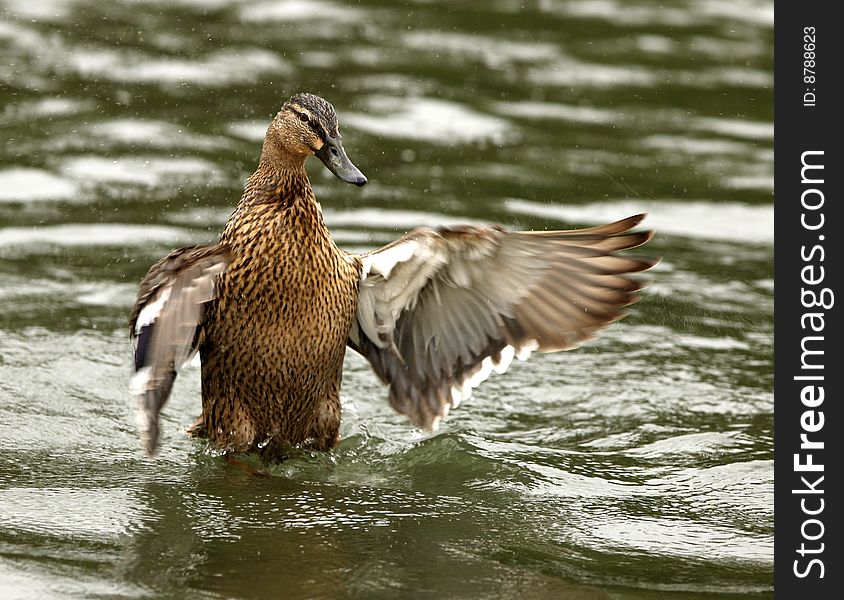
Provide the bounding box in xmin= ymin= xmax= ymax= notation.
xmin=0 ymin=0 xmax=773 ymax=598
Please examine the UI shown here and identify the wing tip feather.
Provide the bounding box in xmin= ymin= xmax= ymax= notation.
xmin=355 ymin=214 xmax=659 ymax=435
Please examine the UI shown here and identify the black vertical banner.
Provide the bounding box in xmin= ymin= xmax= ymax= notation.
xmin=774 ymin=2 xmax=842 ymax=598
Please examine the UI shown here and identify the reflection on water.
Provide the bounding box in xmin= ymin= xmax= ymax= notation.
xmin=345 ymin=97 xmax=516 ymax=145
xmin=0 ymin=0 xmax=772 ymax=598
xmin=504 ymin=199 xmax=774 ymax=244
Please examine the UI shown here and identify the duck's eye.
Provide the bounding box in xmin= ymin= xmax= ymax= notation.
xmin=297 ymin=113 xmax=310 ymax=124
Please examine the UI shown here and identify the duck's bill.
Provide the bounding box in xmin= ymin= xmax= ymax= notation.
xmin=316 ymin=136 xmax=367 ymax=187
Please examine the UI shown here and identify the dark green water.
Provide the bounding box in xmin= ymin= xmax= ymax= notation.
xmin=0 ymin=0 xmax=773 ymax=598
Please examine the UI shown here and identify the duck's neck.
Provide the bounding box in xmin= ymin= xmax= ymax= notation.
xmin=239 ymin=156 xmax=314 ymax=210
xmin=222 ymin=153 xmax=334 ymax=253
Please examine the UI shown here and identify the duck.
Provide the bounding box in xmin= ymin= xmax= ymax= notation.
xmin=130 ymin=92 xmax=658 ymax=459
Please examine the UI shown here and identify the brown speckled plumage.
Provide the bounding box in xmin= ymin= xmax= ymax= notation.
xmin=130 ymin=93 xmax=658 ymax=460
xmin=201 ymin=164 xmax=360 ymax=455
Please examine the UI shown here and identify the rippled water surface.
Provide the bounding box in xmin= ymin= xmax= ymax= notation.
xmin=0 ymin=1 xmax=773 ymax=598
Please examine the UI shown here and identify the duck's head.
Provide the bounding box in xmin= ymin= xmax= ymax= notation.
xmin=265 ymin=93 xmax=367 ymax=187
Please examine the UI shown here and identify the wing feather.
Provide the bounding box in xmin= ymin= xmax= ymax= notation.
xmin=129 ymin=244 xmax=231 ymax=455
xmin=349 ymin=215 xmax=658 ymax=430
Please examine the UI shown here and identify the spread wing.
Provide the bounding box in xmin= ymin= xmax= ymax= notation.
xmin=348 ymin=214 xmax=658 ymax=430
xmin=129 ymin=244 xmax=231 ymax=455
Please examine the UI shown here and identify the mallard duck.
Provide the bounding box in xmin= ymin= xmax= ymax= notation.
xmin=130 ymin=93 xmax=657 ymax=458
